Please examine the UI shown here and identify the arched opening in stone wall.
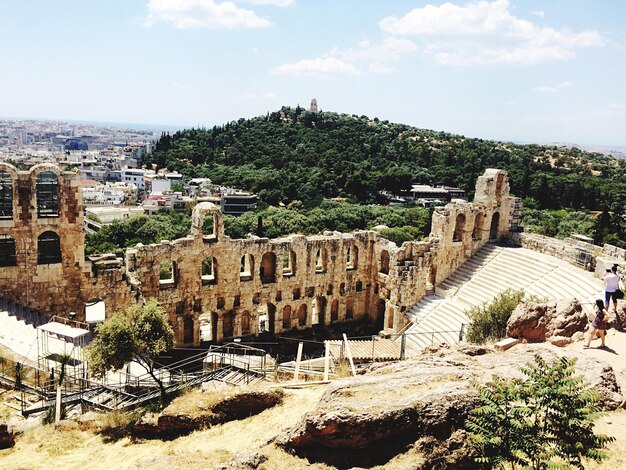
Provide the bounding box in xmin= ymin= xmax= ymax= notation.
xmin=85 ymin=299 xmax=106 ymax=324
xmin=241 ymin=311 xmax=251 ymax=336
xmin=472 ymin=213 xmax=484 ymax=240
xmin=37 ymin=231 xmax=61 ymax=264
xmin=375 ymin=298 xmax=386 ymax=330
xmin=282 ymin=251 xmax=296 ymax=276
xmin=0 ymin=171 xmax=13 ymax=219
xmin=202 ymin=215 xmax=215 ymax=237
xmin=201 ymin=257 xmax=216 ymax=284
xmin=297 ymin=304 xmax=308 ymax=327
xmin=211 ymin=312 xmax=218 ymax=340
xmin=426 ymin=265 xmax=437 ymax=292
xmin=346 ymin=245 xmax=358 ymax=270
xmin=183 ymin=316 xmax=194 ymax=345
xmin=380 ymin=250 xmax=389 ymax=275
xmin=260 ymin=252 xmax=276 ymax=284
xmin=314 ymin=296 xmax=326 ymax=325
xmin=346 ymin=298 xmax=354 ymax=320
xmin=0 ymin=235 xmax=17 ymax=267
xmin=489 ymin=212 xmax=500 ymax=240
xmin=339 ymin=283 xmax=346 ymax=295
xmin=315 ymin=248 xmax=327 ymax=273
xmin=282 ymin=305 xmax=292 ymax=330
xmin=330 ymin=299 xmax=339 ymax=322
xmin=355 ymin=281 xmax=363 ymax=292
xmin=222 ymin=311 xmax=234 ymax=338
xmin=453 ymin=214 xmax=466 ymax=242
xmin=36 ymin=171 xmax=59 ymax=218
xmin=199 ymin=312 xmax=212 ymax=341
xmin=267 ymin=304 xmax=276 ymax=334
xmin=159 ymin=259 xmax=175 ymax=286
xmin=240 ymin=254 xmax=253 ymax=281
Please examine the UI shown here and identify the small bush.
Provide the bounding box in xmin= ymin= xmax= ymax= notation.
xmin=466 ymin=355 xmax=614 ymax=469
xmin=465 ymin=289 xmax=525 ymax=344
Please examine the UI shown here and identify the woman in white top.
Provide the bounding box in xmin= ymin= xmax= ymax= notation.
xmin=604 ymin=265 xmax=621 ymax=313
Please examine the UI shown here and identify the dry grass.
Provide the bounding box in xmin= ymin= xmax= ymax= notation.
xmin=0 ymin=385 xmax=327 ymax=470
xmin=583 ymin=409 xmax=626 ymax=469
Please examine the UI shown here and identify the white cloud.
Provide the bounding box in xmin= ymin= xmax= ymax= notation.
xmin=145 ymin=0 xmax=270 ymax=29
xmin=530 ymin=10 xmax=544 ymax=18
xmin=236 ymin=92 xmax=277 ymax=101
xmin=272 ymin=57 xmax=360 ymax=78
xmin=241 ymin=0 xmax=294 ymax=6
xmin=532 ymin=81 xmax=573 ymax=93
xmin=607 ymin=102 xmax=626 ymax=110
xmin=380 ymin=0 xmax=603 ymax=65
xmin=273 ymin=37 xmax=416 ymax=79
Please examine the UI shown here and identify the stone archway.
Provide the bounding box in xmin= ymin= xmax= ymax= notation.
xmin=489 ymin=212 xmax=500 ymax=239
xmin=297 ymin=304 xmax=307 ymax=327
xmin=183 ymin=316 xmax=194 ymax=345
xmin=375 ymin=298 xmax=386 ymax=331
xmin=282 ymin=305 xmax=292 ymax=330
xmin=315 ymin=296 xmax=327 ymax=325
xmin=330 ymin=299 xmax=339 ymax=322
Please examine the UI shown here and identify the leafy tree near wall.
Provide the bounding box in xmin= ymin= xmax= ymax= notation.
xmin=466 ymin=355 xmax=613 ymax=469
xmin=465 ymin=289 xmax=526 ymax=344
xmin=86 ymin=299 xmax=174 ymax=406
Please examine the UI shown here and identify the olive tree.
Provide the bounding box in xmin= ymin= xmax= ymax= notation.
xmin=86 ymin=299 xmax=174 ymax=405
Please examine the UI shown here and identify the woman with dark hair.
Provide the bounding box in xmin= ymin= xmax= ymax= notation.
xmin=585 ymin=299 xmax=608 ymax=348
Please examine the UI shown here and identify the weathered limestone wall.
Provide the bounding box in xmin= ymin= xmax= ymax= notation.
xmin=377 ymin=169 xmax=514 ymax=332
xmin=0 ymin=163 xmax=515 ymax=347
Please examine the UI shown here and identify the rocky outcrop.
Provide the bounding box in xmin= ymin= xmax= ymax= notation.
xmin=506 ymin=298 xmax=588 ymax=342
xmin=133 ymin=390 xmax=284 ymax=439
xmin=275 ymin=343 xmax=623 ymax=468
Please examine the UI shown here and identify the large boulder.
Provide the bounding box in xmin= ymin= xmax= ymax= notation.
xmin=506 ymin=298 xmax=588 ymax=342
xmin=274 ymin=343 xmax=623 ymax=468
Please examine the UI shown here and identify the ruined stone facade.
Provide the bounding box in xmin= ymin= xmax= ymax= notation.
xmin=0 ymin=163 xmax=513 ymax=347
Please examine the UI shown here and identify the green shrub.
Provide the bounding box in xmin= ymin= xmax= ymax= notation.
xmin=466 ymin=355 xmax=613 ymax=469
xmin=465 ymin=289 xmax=525 ymax=344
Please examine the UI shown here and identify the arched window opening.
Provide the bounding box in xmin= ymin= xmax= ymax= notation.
xmin=0 ymin=235 xmax=17 ymax=267
xmin=315 ymin=248 xmax=326 ymax=273
xmin=346 ymin=298 xmax=354 ymax=320
xmin=85 ymin=299 xmax=106 ymax=324
xmin=297 ymin=304 xmax=307 ymax=327
xmin=283 ymin=250 xmax=296 ymax=276
xmin=36 ymin=171 xmax=59 ymax=217
xmin=241 ymin=311 xmax=251 ymax=336
xmin=314 ymin=296 xmax=326 ymax=325
xmin=347 ymin=246 xmax=358 ymax=269
xmin=453 ymin=213 xmax=466 ymax=242
xmin=355 ymin=281 xmax=363 ymax=292
xmin=183 ymin=316 xmax=194 ymax=345
xmin=222 ymin=312 xmax=234 ymax=338
xmin=472 ymin=213 xmax=484 ymax=240
xmin=282 ymin=305 xmax=292 ymax=330
xmin=380 ymin=250 xmax=389 ymax=275
xmin=260 ymin=252 xmax=276 ymax=284
xmin=0 ymin=172 xmax=13 ymax=219
xmin=240 ymin=254 xmax=253 ymax=281
xmin=202 ymin=214 xmax=215 ymax=237
xmin=330 ymin=299 xmax=339 ymax=322
xmin=201 ymin=257 xmax=216 ymax=285
xmin=490 ymin=212 xmax=500 ymax=239
xmin=199 ymin=312 xmax=213 ymax=342
xmin=37 ymin=231 xmax=61 ymax=264
xmin=159 ymin=259 xmax=175 ymax=286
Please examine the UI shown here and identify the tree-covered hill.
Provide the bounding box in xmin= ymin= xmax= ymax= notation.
xmin=144 ymin=107 xmax=625 ymax=248
xmin=149 ymin=106 xmax=626 ymax=213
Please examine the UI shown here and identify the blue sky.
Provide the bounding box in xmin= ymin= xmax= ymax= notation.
xmin=1 ymin=0 xmax=625 ymax=146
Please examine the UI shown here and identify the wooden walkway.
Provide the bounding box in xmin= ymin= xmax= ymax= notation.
xmin=326 ymin=338 xmax=401 ymax=361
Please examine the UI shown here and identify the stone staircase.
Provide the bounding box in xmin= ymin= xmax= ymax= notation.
xmin=0 ymin=298 xmax=46 ymax=361
xmin=401 ymin=244 xmax=604 ymax=357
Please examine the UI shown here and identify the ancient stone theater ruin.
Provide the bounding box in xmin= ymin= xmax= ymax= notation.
xmin=0 ymin=163 xmax=515 ymax=347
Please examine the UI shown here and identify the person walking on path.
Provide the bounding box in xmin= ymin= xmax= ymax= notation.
xmin=604 ymin=265 xmax=622 ymax=314
xmin=585 ymin=299 xmax=609 ymax=348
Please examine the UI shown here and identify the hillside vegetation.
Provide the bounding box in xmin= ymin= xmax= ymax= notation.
xmin=145 ymin=107 xmax=626 ymax=247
